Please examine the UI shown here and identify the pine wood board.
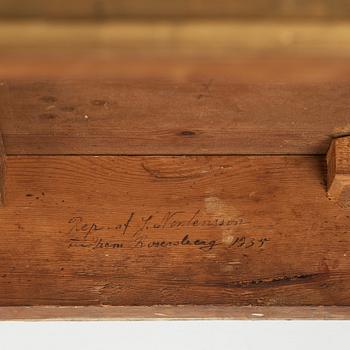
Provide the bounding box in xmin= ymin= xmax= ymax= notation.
xmin=0 ymin=154 xmax=349 ymax=318
xmin=1 ymin=80 xmax=350 ymax=155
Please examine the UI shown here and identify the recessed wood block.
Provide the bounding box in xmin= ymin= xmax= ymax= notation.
xmin=327 ymin=136 xmax=350 ymax=202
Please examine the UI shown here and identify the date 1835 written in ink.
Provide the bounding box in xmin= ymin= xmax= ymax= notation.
xmin=67 ymin=210 xmax=270 ymax=252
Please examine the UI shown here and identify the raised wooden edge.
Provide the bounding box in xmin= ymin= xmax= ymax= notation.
xmin=0 ymin=132 xmax=5 ymax=206
xmin=1 ymin=306 xmax=350 ymax=320
xmin=327 ymin=136 xmax=350 ymax=200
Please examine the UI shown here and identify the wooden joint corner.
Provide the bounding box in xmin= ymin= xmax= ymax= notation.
xmin=327 ymin=136 xmax=350 ymax=201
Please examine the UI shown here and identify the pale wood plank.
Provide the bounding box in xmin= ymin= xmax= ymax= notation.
xmin=2 ymin=21 xmax=350 ymax=57
xmin=1 ymin=306 xmax=350 ymax=320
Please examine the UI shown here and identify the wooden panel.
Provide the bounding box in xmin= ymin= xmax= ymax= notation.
xmin=0 ymin=0 xmax=349 ymax=19
xmin=0 ymin=155 xmax=350 ymax=312
xmin=2 ymin=21 xmax=350 ymax=57
xmin=1 ymin=80 xmax=350 ymax=155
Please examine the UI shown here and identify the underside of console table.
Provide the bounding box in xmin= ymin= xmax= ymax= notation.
xmin=1 ymin=0 xmax=350 ymax=320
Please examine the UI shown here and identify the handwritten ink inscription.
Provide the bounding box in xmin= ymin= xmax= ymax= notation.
xmin=68 ymin=210 xmax=270 ymax=252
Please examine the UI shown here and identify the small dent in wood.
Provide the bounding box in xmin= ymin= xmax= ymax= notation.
xmin=179 ymin=130 xmax=196 ymax=137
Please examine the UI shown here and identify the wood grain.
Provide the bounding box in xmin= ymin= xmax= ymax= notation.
xmin=0 ymin=154 xmax=349 ymax=312
xmin=1 ymin=80 xmax=350 ymax=155
xmin=0 ymin=0 xmax=349 ymax=19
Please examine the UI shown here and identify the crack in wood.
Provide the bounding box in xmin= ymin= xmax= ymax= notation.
xmin=205 ymin=273 xmax=327 ymax=289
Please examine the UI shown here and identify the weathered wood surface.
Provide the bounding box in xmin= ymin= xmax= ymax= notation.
xmin=0 ymin=155 xmax=349 ymax=311
xmin=327 ymin=136 xmax=350 ymax=202
xmin=1 ymin=80 xmax=350 ymax=155
xmin=2 ymin=306 xmax=350 ymax=320
xmin=0 ymin=0 xmax=349 ymax=19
